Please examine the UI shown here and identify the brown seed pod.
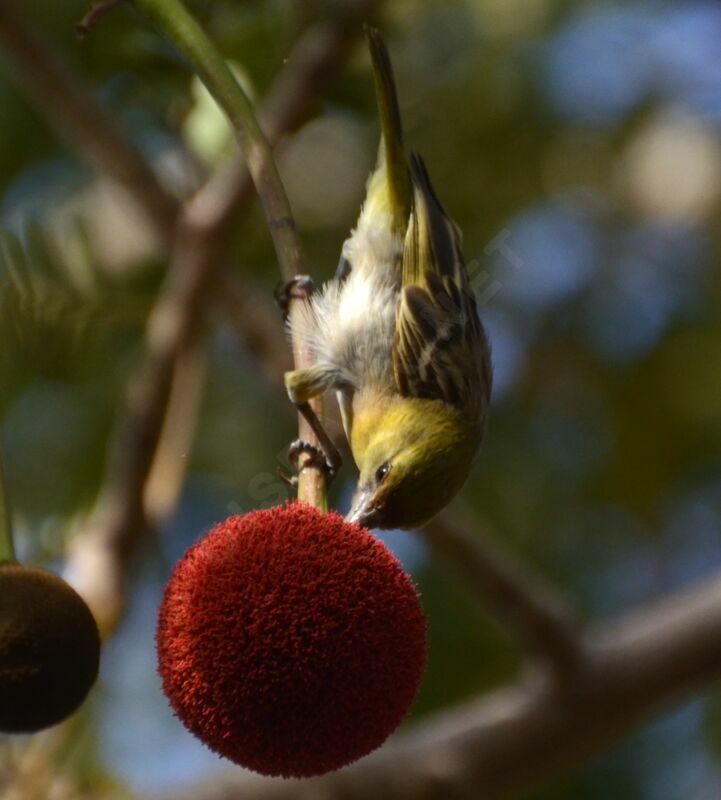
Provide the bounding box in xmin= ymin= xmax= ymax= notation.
xmin=0 ymin=563 xmax=100 ymax=733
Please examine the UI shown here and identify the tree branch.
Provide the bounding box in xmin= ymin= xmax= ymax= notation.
xmin=150 ymin=568 xmax=721 ymax=800
xmin=425 ymin=510 xmax=583 ymax=679
xmin=143 ymin=342 xmax=207 ymax=529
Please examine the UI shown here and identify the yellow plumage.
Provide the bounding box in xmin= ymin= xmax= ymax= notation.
xmin=285 ymin=28 xmax=492 ymax=529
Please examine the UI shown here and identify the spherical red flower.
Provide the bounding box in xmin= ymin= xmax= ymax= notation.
xmin=156 ymin=502 xmax=427 ymax=778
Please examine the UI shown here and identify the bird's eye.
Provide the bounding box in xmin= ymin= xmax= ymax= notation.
xmin=375 ymin=462 xmax=391 ymax=484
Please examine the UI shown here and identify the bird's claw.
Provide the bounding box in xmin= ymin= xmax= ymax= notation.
xmin=289 ymin=438 xmax=337 ymax=478
xmin=274 ymin=275 xmax=316 ymax=320
xmin=278 ymin=438 xmax=337 ymax=489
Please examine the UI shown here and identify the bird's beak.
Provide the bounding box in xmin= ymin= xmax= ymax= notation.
xmin=346 ymin=488 xmax=378 ymax=529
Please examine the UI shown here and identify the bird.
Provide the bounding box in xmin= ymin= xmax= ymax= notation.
xmin=282 ymin=27 xmax=492 ymax=530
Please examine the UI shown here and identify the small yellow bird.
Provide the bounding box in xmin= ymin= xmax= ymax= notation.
xmin=283 ymin=28 xmax=492 ymax=530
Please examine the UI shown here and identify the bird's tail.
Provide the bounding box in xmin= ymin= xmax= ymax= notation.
xmin=365 ymin=26 xmax=411 ymax=237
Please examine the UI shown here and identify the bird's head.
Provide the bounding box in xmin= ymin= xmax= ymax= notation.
xmin=347 ymin=395 xmax=480 ymax=530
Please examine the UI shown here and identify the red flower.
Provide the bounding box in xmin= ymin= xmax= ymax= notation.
xmin=156 ymin=502 xmax=427 ymax=778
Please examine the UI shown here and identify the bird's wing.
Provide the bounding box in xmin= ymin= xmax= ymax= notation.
xmin=393 ymin=153 xmax=491 ymax=416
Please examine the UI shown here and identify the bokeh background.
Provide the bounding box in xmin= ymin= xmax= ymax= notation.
xmin=3 ymin=0 xmax=721 ymax=798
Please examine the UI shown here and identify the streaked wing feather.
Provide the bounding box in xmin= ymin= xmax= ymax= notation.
xmin=393 ymin=153 xmax=491 ymax=416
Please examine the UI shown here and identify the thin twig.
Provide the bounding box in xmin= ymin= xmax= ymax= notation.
xmin=143 ymin=343 xmax=207 ymax=528
xmin=131 ymin=0 xmax=330 ymax=507
xmin=425 ymin=509 xmax=583 ymax=679
xmin=185 ymin=10 xmax=369 ymax=238
xmin=151 ymin=568 xmax=721 ymax=800
xmin=131 ymin=0 xmax=303 ymax=281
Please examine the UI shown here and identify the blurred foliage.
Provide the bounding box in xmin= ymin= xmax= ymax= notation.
xmin=2 ymin=0 xmax=721 ymax=797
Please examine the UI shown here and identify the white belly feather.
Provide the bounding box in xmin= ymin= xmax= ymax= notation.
xmin=291 ymin=218 xmax=402 ymax=395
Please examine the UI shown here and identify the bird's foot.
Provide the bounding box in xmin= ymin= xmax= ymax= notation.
xmin=274 ymin=275 xmax=316 ymax=321
xmin=277 ymin=438 xmax=337 ymax=489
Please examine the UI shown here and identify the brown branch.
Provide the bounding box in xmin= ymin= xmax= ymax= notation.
xmin=143 ymin=343 xmax=207 ymax=528
xmin=150 ymin=568 xmax=721 ymax=800
xmin=0 ymin=1 xmax=177 ymax=243
xmin=425 ymin=509 xmax=583 ymax=679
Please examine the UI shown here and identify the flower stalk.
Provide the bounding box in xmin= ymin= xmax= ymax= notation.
xmin=130 ymin=0 xmax=327 ymax=508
